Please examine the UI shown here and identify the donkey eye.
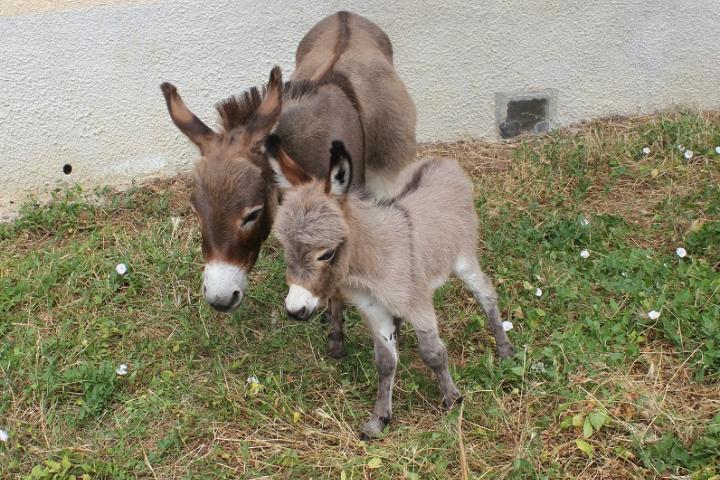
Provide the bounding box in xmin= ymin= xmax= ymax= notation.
xmin=317 ymin=249 xmax=336 ymax=262
xmin=242 ymin=208 xmax=262 ymax=226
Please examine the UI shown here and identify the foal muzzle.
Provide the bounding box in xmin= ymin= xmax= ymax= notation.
xmin=285 ymin=284 xmax=319 ymax=321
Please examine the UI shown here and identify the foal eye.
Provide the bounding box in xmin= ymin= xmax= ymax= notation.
xmin=317 ymin=249 xmax=336 ymax=262
xmin=242 ymin=208 xmax=262 ymax=226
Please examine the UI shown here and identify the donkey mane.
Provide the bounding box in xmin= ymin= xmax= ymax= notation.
xmin=215 ymin=86 xmax=267 ymax=132
xmin=215 ymin=71 xmax=363 ymax=133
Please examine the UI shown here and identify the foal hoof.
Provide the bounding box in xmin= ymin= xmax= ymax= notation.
xmin=497 ymin=343 xmax=515 ymax=359
xmin=327 ymin=340 xmax=347 ymax=359
xmin=443 ymin=391 xmax=464 ymax=410
xmin=360 ymin=415 xmax=389 ymax=440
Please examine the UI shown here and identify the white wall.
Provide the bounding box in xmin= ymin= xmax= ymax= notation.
xmin=1 ymin=0 xmax=719 ymax=217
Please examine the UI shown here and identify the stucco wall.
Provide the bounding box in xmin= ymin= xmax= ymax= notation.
xmin=1 ymin=0 xmax=719 ymax=217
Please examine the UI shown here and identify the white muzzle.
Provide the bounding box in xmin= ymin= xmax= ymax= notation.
xmin=203 ymin=262 xmax=248 ymax=312
xmin=284 ymin=284 xmax=319 ymax=320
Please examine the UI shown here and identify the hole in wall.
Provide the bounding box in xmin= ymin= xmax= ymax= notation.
xmin=499 ymin=97 xmax=550 ymax=138
xmin=63 ymin=164 xmax=72 ymax=175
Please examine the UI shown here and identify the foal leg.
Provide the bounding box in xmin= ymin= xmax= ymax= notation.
xmin=412 ymin=304 xmax=463 ymax=409
xmin=358 ymin=300 xmax=398 ymax=439
xmin=325 ymin=296 xmax=346 ymax=359
xmin=454 ymin=256 xmax=515 ymax=358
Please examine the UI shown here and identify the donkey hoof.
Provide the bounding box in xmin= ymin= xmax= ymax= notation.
xmin=498 ymin=343 xmax=515 ymax=359
xmin=327 ymin=340 xmax=347 ymax=359
xmin=360 ymin=415 xmax=389 ymax=439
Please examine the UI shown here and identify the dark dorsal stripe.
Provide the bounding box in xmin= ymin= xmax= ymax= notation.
xmin=330 ymin=11 xmax=351 ymax=75
xmin=376 ymin=160 xmax=435 ymax=207
xmin=215 ymin=11 xmax=353 ymax=132
xmin=393 ymin=203 xmax=417 ymax=281
xmin=213 ymin=11 xmax=365 ymax=170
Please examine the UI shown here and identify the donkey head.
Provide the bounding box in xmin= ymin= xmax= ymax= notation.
xmin=267 ymin=137 xmax=353 ymax=320
xmin=161 ymin=67 xmax=284 ymax=312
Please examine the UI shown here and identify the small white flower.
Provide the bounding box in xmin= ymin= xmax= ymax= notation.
xmin=676 ymin=247 xmax=687 ymax=258
xmin=580 ymin=249 xmax=590 ymax=258
xmin=642 ymin=147 xmax=651 ymax=155
xmin=677 ymin=144 xmax=685 ymax=152
xmin=621 ymin=272 xmax=627 ymax=277
xmin=715 ymin=146 xmax=720 ymax=154
xmin=580 ymin=218 xmax=590 ymax=227
xmin=530 ymin=361 xmax=546 ymax=373
xmin=115 ymin=263 xmax=127 ymax=275
xmin=0 ymin=429 xmax=8 ymax=442
xmin=684 ymin=150 xmax=694 ymax=160
xmin=116 ymin=364 xmax=128 ymax=376
xmin=501 ymin=321 xmax=514 ymax=332
xmin=648 ymin=310 xmax=661 ymax=320
xmin=246 ymin=375 xmax=259 ymax=385
xmin=535 ymin=288 xmax=543 ymax=297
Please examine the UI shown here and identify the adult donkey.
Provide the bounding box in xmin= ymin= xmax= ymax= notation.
xmin=160 ymin=11 xmax=416 ymax=357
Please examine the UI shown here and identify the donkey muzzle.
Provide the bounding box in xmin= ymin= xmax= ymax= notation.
xmin=203 ymin=261 xmax=247 ymax=312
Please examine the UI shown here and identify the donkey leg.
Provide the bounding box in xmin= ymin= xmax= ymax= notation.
xmin=358 ymin=301 xmax=398 ymax=438
xmin=455 ymin=256 xmax=515 ymax=358
xmin=326 ymin=296 xmax=346 ymax=359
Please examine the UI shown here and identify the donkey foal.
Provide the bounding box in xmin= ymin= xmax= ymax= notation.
xmin=268 ymin=139 xmax=515 ymax=438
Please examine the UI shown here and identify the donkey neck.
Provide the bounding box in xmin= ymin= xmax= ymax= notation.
xmin=275 ymin=84 xmax=365 ymax=183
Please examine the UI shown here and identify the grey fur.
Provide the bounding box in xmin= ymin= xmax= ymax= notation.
xmin=272 ymin=155 xmax=515 ymax=437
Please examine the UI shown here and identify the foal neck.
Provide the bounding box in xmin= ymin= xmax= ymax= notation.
xmin=342 ymin=195 xmax=409 ymax=284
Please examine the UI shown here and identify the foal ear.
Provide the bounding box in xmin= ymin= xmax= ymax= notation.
xmin=247 ymin=66 xmax=283 ymax=142
xmin=326 ymin=140 xmax=353 ymax=196
xmin=263 ymin=134 xmax=312 ymax=189
xmin=160 ymin=82 xmax=215 ymax=149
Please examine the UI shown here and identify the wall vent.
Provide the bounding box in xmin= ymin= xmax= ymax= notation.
xmin=496 ymin=90 xmax=556 ymax=139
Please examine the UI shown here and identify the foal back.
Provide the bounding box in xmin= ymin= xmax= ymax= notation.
xmin=386 ymin=158 xmax=479 ymax=285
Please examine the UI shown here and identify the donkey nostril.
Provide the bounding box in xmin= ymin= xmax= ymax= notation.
xmin=297 ymin=307 xmax=308 ymax=319
xmin=203 ymin=285 xmax=207 ymax=295
xmin=231 ymin=290 xmax=240 ymax=304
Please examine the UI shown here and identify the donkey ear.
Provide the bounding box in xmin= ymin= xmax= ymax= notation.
xmin=247 ymin=66 xmax=283 ymax=141
xmin=325 ymin=140 xmax=353 ymax=196
xmin=264 ymin=134 xmax=312 ymax=189
xmin=160 ymin=82 xmax=215 ymax=149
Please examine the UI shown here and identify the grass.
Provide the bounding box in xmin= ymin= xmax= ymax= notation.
xmin=1 ymin=111 xmax=720 ymax=479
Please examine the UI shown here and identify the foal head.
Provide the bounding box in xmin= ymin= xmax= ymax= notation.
xmin=268 ymin=138 xmax=354 ymax=320
xmin=161 ymin=68 xmax=283 ymax=312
